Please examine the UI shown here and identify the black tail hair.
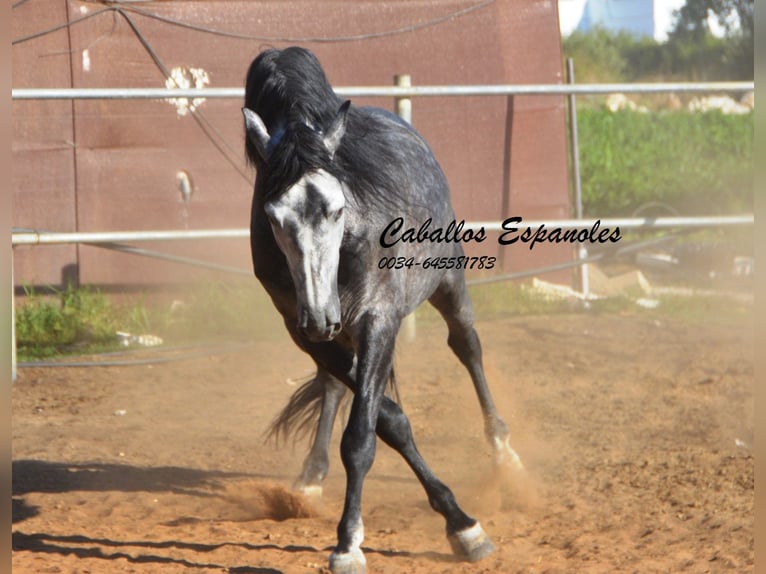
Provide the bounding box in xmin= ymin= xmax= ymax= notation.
xmin=266 ymin=368 xmax=401 ymax=445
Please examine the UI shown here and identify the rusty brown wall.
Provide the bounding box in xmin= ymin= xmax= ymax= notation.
xmin=12 ymin=0 xmax=571 ymax=287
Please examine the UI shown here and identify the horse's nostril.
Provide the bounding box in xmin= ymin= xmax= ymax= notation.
xmin=332 ymin=322 xmax=341 ymax=336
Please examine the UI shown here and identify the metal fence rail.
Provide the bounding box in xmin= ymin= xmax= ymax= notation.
xmin=11 ymin=81 xmax=754 ymax=100
xmin=10 ymin=215 xmax=755 ymax=246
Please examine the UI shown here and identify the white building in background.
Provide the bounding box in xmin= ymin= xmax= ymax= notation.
xmin=558 ymin=0 xmax=733 ymax=41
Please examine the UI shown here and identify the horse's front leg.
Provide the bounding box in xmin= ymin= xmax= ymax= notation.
xmin=295 ymin=369 xmax=346 ymax=498
xmin=329 ymin=314 xmax=397 ymax=574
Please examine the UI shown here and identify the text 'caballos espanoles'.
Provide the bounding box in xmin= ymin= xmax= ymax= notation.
xmin=379 ymin=216 xmax=621 ymax=250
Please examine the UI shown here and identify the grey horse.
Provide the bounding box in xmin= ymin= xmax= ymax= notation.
xmin=243 ymin=46 xmax=521 ymax=573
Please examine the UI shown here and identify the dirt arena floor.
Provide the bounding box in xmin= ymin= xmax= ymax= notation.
xmin=12 ymin=307 xmax=754 ymax=573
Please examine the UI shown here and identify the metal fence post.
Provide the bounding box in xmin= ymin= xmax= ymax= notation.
xmin=11 ymin=249 xmax=17 ymax=382
xmin=566 ymin=58 xmax=590 ymax=301
xmin=395 ymin=74 xmax=416 ymax=342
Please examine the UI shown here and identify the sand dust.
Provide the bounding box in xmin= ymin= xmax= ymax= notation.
xmin=219 ymin=481 xmax=320 ymax=522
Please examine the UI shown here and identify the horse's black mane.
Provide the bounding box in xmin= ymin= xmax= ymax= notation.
xmin=245 ymin=47 xmax=416 ymax=209
xmin=244 ymin=47 xmax=342 ymax=166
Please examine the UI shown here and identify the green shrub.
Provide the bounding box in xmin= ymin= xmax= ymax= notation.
xmin=562 ymin=26 xmax=752 ymax=83
xmin=561 ymin=28 xmax=630 ymax=82
xmin=16 ymin=285 xmax=123 ymax=358
xmin=576 ymin=109 xmax=753 ymax=216
xmin=15 ymin=281 xmax=285 ymax=360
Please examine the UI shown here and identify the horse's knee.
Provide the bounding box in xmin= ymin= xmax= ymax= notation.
xmin=340 ymin=426 xmax=376 ymax=474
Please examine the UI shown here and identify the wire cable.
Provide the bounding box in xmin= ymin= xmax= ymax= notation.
xmin=118 ymin=0 xmax=496 ymax=43
xmin=13 ymin=0 xmax=496 ymax=45
xmin=115 ymin=8 xmax=254 ymax=186
xmin=12 ymin=7 xmax=115 ymax=45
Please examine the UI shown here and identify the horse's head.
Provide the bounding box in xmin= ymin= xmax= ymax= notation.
xmin=243 ymin=102 xmax=349 ymax=342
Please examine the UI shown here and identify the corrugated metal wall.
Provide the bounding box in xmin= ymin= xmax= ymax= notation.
xmin=12 ymin=0 xmax=571 ymax=287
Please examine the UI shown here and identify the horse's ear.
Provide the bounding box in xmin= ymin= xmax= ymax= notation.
xmin=323 ymin=100 xmax=350 ymax=158
xmin=242 ymin=107 xmax=271 ymax=162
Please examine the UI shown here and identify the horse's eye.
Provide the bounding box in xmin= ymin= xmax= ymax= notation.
xmin=332 ymin=207 xmax=344 ymax=221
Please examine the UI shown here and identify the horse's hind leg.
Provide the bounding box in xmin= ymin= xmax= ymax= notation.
xmin=295 ymin=368 xmax=346 ymax=498
xmin=429 ymin=273 xmax=523 ymax=470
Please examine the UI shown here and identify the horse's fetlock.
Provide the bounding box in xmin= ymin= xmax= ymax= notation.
xmin=485 ymin=416 xmax=509 ymax=443
xmin=427 ymin=482 xmax=456 ymax=514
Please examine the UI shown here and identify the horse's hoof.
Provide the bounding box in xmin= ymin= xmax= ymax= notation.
xmin=296 ymin=483 xmax=323 ymax=502
xmin=329 ymin=548 xmax=367 ymax=574
xmin=448 ymin=522 xmax=496 ymax=562
xmin=493 ymin=436 xmax=525 ymax=472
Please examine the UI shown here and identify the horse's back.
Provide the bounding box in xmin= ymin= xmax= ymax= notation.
xmin=345 ymin=105 xmax=451 ymax=208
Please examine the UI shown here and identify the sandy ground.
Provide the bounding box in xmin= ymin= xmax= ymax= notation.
xmin=12 ymin=310 xmax=753 ymax=573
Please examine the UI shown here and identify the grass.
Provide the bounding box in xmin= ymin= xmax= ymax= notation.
xmin=576 ymin=108 xmax=753 ymax=217
xmin=16 ymin=285 xmax=145 ymax=360
xmin=14 ymin=281 xmax=285 ymax=362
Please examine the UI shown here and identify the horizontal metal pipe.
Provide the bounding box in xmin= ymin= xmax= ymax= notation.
xmin=11 ymin=82 xmax=754 ymax=100
xmin=341 ymin=82 xmax=754 ymax=97
xmin=12 ymin=228 xmax=249 ymax=245
xmin=12 ymin=87 xmax=244 ymax=100
xmin=11 ymin=215 xmax=753 ymax=246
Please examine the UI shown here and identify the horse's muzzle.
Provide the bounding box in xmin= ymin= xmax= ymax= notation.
xmin=299 ymin=321 xmax=342 ymax=342
xmin=298 ymin=305 xmax=342 ymax=342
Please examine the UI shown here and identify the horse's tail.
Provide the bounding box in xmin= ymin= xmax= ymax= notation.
xmin=266 ymin=368 xmax=401 ymax=445
xmin=266 ymin=374 xmax=332 ymax=445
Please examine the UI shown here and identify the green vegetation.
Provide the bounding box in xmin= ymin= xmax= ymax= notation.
xmin=559 ymin=7 xmax=754 ymax=217
xmin=16 ymin=285 xmax=145 ymax=359
xmin=563 ymin=27 xmax=751 ymax=83
xmin=577 ymin=108 xmax=753 ymax=216
xmin=14 ymin=281 xmax=284 ymax=361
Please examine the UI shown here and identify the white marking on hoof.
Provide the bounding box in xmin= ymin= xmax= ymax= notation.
xmin=297 ymin=484 xmax=323 ymax=501
xmin=448 ymin=522 xmax=496 ymax=562
xmin=329 ymin=548 xmax=367 ymax=574
xmin=493 ymin=435 xmax=525 ymax=471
